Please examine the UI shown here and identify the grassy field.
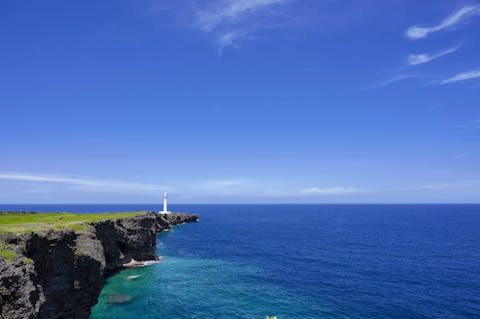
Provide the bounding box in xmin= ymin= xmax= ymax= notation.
xmin=0 ymin=211 xmax=146 ymax=262
xmin=0 ymin=211 xmax=146 ymax=235
xmin=0 ymin=241 xmax=17 ymax=262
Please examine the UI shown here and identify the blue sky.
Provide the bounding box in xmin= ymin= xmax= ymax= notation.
xmin=0 ymin=0 xmax=479 ymax=203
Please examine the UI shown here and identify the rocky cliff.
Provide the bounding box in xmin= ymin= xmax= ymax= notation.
xmin=0 ymin=212 xmax=198 ymax=319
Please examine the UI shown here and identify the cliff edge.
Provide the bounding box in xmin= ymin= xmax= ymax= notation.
xmin=0 ymin=212 xmax=198 ymax=319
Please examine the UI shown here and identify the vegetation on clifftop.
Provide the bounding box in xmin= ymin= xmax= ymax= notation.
xmin=0 ymin=241 xmax=17 ymax=262
xmin=0 ymin=211 xmax=146 ymax=235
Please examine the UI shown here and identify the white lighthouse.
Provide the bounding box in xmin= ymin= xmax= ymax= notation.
xmin=162 ymin=192 xmax=170 ymax=214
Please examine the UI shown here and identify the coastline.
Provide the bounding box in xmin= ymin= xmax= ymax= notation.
xmin=0 ymin=211 xmax=199 ymax=319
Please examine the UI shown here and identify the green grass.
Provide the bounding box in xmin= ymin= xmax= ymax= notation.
xmin=0 ymin=241 xmax=16 ymax=262
xmin=0 ymin=211 xmax=146 ymax=235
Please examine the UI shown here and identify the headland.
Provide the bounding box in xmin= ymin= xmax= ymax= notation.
xmin=0 ymin=211 xmax=199 ymax=319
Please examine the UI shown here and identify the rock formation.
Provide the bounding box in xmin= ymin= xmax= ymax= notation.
xmin=0 ymin=212 xmax=198 ymax=319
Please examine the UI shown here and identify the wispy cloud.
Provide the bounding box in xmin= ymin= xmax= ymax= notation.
xmin=217 ymin=30 xmax=244 ymax=54
xmin=407 ymin=44 xmax=460 ymax=66
xmin=300 ymin=186 xmax=362 ymax=196
xmin=0 ymin=172 xmax=171 ymax=194
xmin=194 ymin=177 xmax=259 ymax=195
xmin=453 ymin=153 xmax=468 ymax=160
xmin=421 ymin=180 xmax=480 ymax=191
xmin=378 ymin=74 xmax=420 ymax=87
xmin=440 ymin=69 xmax=480 ymax=84
xmin=193 ymin=0 xmax=290 ymax=52
xmin=454 ymin=118 xmax=480 ymax=129
xmin=406 ymin=5 xmax=480 ymax=39
xmin=200 ymin=177 xmax=253 ymax=188
xmin=197 ymin=0 xmax=285 ymax=31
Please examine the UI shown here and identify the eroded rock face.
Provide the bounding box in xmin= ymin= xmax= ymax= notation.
xmin=0 ymin=259 xmax=40 ymax=319
xmin=0 ymin=212 xmax=199 ymax=319
xmin=94 ymin=213 xmax=159 ymax=273
xmin=162 ymin=213 xmax=200 ymax=226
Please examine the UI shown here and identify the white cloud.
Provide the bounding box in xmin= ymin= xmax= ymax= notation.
xmin=406 ymin=5 xmax=480 ymax=40
xmin=406 ymin=5 xmax=480 ymax=39
xmin=0 ymin=172 xmax=171 ymax=194
xmin=217 ymin=30 xmax=243 ymax=54
xmin=407 ymin=44 xmax=460 ymax=66
xmin=440 ymin=69 xmax=480 ymax=84
xmin=378 ymin=74 xmax=420 ymax=87
xmin=300 ymin=186 xmax=361 ymax=196
xmin=197 ymin=0 xmax=285 ymax=31
xmin=194 ymin=0 xmax=289 ymax=52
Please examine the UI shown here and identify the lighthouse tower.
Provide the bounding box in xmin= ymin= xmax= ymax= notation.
xmin=162 ymin=192 xmax=170 ymax=214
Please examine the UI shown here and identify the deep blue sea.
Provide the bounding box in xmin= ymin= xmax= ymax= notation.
xmin=2 ymin=204 xmax=480 ymax=319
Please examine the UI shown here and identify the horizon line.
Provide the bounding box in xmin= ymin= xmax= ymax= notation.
xmin=1 ymin=202 xmax=479 ymax=206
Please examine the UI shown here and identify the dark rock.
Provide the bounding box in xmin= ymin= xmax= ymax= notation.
xmin=161 ymin=213 xmax=199 ymax=226
xmin=94 ymin=213 xmax=158 ymax=273
xmin=0 ymin=259 xmax=39 ymax=319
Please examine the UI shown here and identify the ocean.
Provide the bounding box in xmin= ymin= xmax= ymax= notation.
xmin=2 ymin=204 xmax=479 ymax=318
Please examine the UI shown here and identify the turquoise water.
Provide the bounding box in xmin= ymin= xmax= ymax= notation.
xmin=2 ymin=204 xmax=478 ymax=318
xmin=90 ymin=227 xmax=322 ymax=319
